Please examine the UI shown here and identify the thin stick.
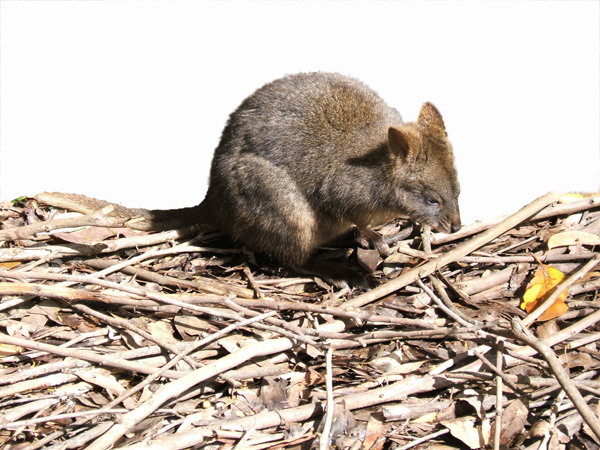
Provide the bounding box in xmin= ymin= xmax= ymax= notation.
xmin=396 ymin=429 xmax=450 ymax=450
xmin=493 ymin=342 xmax=503 ymax=450
xmin=0 ymin=205 xmax=120 ymax=241
xmin=320 ymin=347 xmax=335 ymax=450
xmin=431 ymin=194 xmax=600 ymax=245
xmin=0 ymin=334 xmax=183 ymax=379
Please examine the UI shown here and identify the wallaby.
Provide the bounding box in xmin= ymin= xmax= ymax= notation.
xmin=37 ymin=72 xmax=461 ymax=286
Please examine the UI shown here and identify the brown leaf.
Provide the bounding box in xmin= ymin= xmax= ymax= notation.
xmin=260 ymin=377 xmax=288 ymax=410
xmin=357 ymin=247 xmax=381 ymax=274
xmin=548 ymin=231 xmax=600 ymax=249
xmin=0 ymin=341 xmax=24 ymax=356
xmin=173 ymin=316 xmax=219 ymax=340
xmin=495 ymin=398 xmax=529 ymax=447
xmin=362 ymin=413 xmax=388 ymax=450
xmin=53 ymin=226 xmax=145 ymax=244
xmin=441 ymin=416 xmax=490 ymax=449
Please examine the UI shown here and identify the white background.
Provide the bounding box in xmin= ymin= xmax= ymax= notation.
xmin=1 ymin=1 xmax=599 ymax=225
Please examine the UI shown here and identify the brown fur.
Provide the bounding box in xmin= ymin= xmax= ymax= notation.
xmin=38 ymin=72 xmax=461 ymax=282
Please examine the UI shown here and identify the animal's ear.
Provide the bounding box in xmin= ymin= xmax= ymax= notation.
xmin=388 ymin=127 xmax=417 ymax=163
xmin=418 ymin=102 xmax=446 ymax=131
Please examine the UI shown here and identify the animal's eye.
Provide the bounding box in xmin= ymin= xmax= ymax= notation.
xmin=426 ymin=197 xmax=441 ymax=206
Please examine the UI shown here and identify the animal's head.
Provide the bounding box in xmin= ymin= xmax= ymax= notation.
xmin=387 ymin=102 xmax=461 ymax=233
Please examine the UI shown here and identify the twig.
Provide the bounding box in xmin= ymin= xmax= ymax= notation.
xmin=3 ymin=408 xmax=128 ymax=429
xmin=473 ymin=350 xmax=520 ymax=394
xmin=421 ymin=224 xmax=433 ymax=255
xmin=0 ymin=225 xmax=200 ymax=262
xmin=0 ymin=205 xmax=120 ymax=241
xmin=460 ymin=251 xmax=596 ymax=264
xmin=396 ymin=429 xmax=450 ymax=450
xmin=232 ymin=426 xmax=257 ymax=450
xmin=119 ymin=373 xmax=456 ymax=450
xmin=493 ymin=342 xmax=503 ymax=450
xmin=427 ymin=276 xmax=482 ymax=326
xmin=243 ymin=265 xmax=264 ymax=298
xmin=431 ymin=194 xmax=600 ymax=245
xmin=222 ymin=297 xmax=322 ymax=347
xmin=67 ymin=302 xmax=199 ymax=370
xmin=320 ymin=347 xmax=335 ymax=450
xmin=0 ymin=269 xmax=441 ymax=328
xmin=511 ymin=317 xmax=600 ymax=440
xmin=0 ymin=334 xmax=183 ymax=379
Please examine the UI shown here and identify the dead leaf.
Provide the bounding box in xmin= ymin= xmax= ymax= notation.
xmin=441 ymin=416 xmax=490 ymax=449
xmin=76 ymin=367 xmax=137 ymax=409
xmin=6 ymin=319 xmax=31 ymax=339
xmin=0 ymin=341 xmax=24 ymax=356
xmin=219 ymin=335 xmax=257 ymax=353
xmin=536 ymin=320 xmax=560 ymax=340
xmin=260 ymin=377 xmax=288 ymax=410
xmin=548 ymin=231 xmax=600 ymax=249
xmin=493 ymin=398 xmax=529 ymax=447
xmin=370 ymin=356 xmax=425 ymax=375
xmin=383 ymin=252 xmax=412 ymax=264
xmin=558 ymin=193 xmax=585 ymax=203
xmin=559 ymin=351 xmax=598 ymax=369
xmin=53 ymin=226 xmax=145 ymax=244
xmin=305 ymin=367 xmax=324 ymax=386
xmin=357 ymin=247 xmax=381 ymax=274
xmin=173 ymin=316 xmax=219 ymax=340
xmin=286 ymin=379 xmax=307 ymax=408
xmin=521 ymin=263 xmax=569 ymax=321
xmin=147 ymin=319 xmax=177 ymax=345
xmin=362 ymin=414 xmax=388 ymax=450
xmin=458 ymin=391 xmax=495 ymax=420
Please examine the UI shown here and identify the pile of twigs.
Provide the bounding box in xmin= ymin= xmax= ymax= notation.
xmin=0 ymin=192 xmax=599 ymax=450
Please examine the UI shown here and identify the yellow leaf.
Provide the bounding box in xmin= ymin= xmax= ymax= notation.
xmin=559 ymin=192 xmax=600 ymax=204
xmin=521 ymin=263 xmax=569 ymax=321
xmin=413 ymin=412 xmax=439 ymax=423
xmin=558 ymin=193 xmax=584 ymax=203
xmin=0 ymin=342 xmax=24 ymax=357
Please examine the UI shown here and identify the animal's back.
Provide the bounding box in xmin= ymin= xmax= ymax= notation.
xmin=214 ymin=73 xmax=401 ymax=173
xmin=204 ymin=73 xmax=403 ymax=266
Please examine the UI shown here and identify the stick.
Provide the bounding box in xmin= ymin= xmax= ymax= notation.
xmin=0 ymin=205 xmax=120 ymax=241
xmin=0 ymin=334 xmax=183 ymax=379
xmin=320 ymin=347 xmax=335 ymax=450
xmin=431 ymin=194 xmax=600 ymax=245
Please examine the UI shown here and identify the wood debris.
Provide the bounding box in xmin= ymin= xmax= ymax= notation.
xmin=0 ymin=192 xmax=599 ymax=449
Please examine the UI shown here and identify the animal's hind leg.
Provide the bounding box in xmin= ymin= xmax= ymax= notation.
xmin=209 ymin=154 xmax=318 ymax=267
